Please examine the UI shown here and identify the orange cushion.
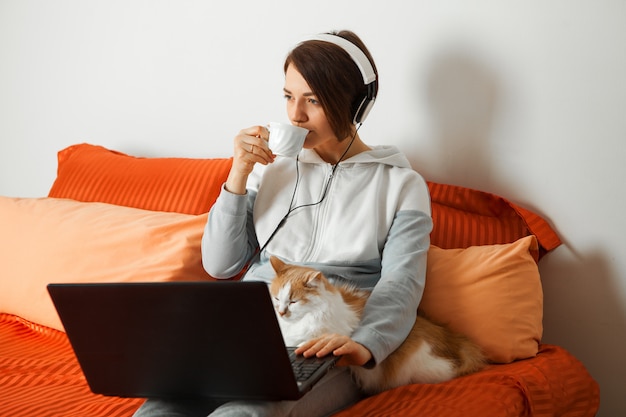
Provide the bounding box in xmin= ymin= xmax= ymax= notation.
xmin=420 ymin=235 xmax=543 ymax=363
xmin=0 ymin=313 xmax=601 ymax=417
xmin=0 ymin=313 xmax=145 ymax=416
xmin=48 ymin=143 xmax=232 ymax=214
xmin=0 ymin=197 xmax=213 ymax=331
xmin=333 ymin=344 xmax=599 ymax=417
xmin=428 ymin=181 xmax=561 ymax=259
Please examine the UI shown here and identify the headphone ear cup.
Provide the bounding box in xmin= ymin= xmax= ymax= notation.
xmin=354 ymin=98 xmax=375 ymax=124
xmin=352 ymin=81 xmax=378 ymax=124
xmin=353 ymin=97 xmax=374 ymax=125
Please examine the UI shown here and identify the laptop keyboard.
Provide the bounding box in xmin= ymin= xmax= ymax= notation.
xmin=287 ymin=347 xmax=333 ymax=382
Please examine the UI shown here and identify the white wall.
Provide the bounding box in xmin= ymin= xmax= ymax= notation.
xmin=1 ymin=1 xmax=624 ymax=415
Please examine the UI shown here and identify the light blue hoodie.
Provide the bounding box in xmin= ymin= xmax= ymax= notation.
xmin=202 ymin=145 xmax=432 ymax=365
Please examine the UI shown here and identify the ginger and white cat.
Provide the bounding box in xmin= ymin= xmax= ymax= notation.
xmin=268 ymin=256 xmax=486 ymax=394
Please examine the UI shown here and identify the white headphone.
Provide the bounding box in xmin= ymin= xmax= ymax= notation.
xmin=306 ymin=34 xmax=378 ymax=124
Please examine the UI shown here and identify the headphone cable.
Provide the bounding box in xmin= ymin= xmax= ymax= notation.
xmin=243 ymin=124 xmax=362 ymax=274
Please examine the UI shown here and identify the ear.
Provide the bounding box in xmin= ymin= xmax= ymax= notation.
xmin=270 ymin=256 xmax=286 ymax=273
xmin=306 ymin=271 xmax=324 ymax=288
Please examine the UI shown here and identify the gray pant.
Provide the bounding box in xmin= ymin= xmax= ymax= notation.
xmin=132 ymin=367 xmax=364 ymax=417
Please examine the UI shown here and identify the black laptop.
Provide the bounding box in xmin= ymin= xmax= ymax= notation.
xmin=47 ymin=281 xmax=338 ymax=401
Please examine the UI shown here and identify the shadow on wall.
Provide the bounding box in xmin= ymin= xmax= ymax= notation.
xmin=408 ymin=47 xmax=499 ymax=189
xmin=411 ymin=46 xmax=622 ymax=416
xmin=541 ymin=244 xmax=626 ymax=417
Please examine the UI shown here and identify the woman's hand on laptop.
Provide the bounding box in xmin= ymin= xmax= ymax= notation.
xmin=294 ymin=334 xmax=372 ymax=367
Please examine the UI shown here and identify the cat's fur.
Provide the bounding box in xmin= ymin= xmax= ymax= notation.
xmin=269 ymin=256 xmax=486 ymax=394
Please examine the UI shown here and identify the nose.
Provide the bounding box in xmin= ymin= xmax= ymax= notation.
xmin=288 ymin=99 xmax=308 ymax=124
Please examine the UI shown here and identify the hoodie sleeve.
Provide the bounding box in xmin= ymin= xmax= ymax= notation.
xmin=201 ymin=186 xmax=259 ymax=278
xmin=350 ymin=176 xmax=432 ymax=365
xmin=201 ymin=164 xmax=267 ymax=278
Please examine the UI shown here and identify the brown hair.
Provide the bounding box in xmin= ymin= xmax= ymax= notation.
xmin=284 ymin=30 xmax=378 ymax=140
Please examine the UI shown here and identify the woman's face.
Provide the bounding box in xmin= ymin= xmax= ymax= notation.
xmin=283 ymin=64 xmax=340 ymax=151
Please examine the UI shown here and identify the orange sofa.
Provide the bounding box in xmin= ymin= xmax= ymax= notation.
xmin=0 ymin=144 xmax=600 ymax=416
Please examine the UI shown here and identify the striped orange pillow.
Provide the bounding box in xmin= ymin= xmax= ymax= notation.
xmin=427 ymin=181 xmax=561 ymax=260
xmin=48 ymin=144 xmax=232 ymax=215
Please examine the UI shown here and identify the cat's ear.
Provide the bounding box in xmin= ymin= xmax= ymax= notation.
xmin=306 ymin=272 xmax=324 ymax=288
xmin=270 ymin=256 xmax=286 ymax=273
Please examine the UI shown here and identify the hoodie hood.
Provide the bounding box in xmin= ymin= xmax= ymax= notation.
xmin=297 ymin=145 xmax=413 ymax=169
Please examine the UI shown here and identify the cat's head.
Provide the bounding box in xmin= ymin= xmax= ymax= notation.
xmin=269 ymin=256 xmax=333 ymax=321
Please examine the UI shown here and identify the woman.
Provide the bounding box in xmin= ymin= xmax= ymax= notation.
xmin=135 ymin=29 xmax=432 ymax=417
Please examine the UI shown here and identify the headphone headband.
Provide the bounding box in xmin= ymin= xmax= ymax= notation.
xmin=307 ymin=34 xmax=377 ymax=85
xmin=305 ymin=33 xmax=378 ymax=124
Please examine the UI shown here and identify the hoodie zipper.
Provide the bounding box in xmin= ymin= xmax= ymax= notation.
xmin=302 ymin=164 xmax=337 ymax=261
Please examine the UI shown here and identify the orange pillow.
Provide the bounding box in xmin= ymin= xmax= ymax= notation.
xmin=420 ymin=235 xmax=542 ymax=363
xmin=0 ymin=196 xmax=214 ymax=331
xmin=48 ymin=143 xmax=232 ymax=214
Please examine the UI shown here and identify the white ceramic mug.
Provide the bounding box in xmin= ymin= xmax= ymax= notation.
xmin=267 ymin=122 xmax=308 ymax=158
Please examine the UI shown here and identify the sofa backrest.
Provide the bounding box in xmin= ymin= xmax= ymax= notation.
xmin=48 ymin=143 xmax=561 ymax=258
